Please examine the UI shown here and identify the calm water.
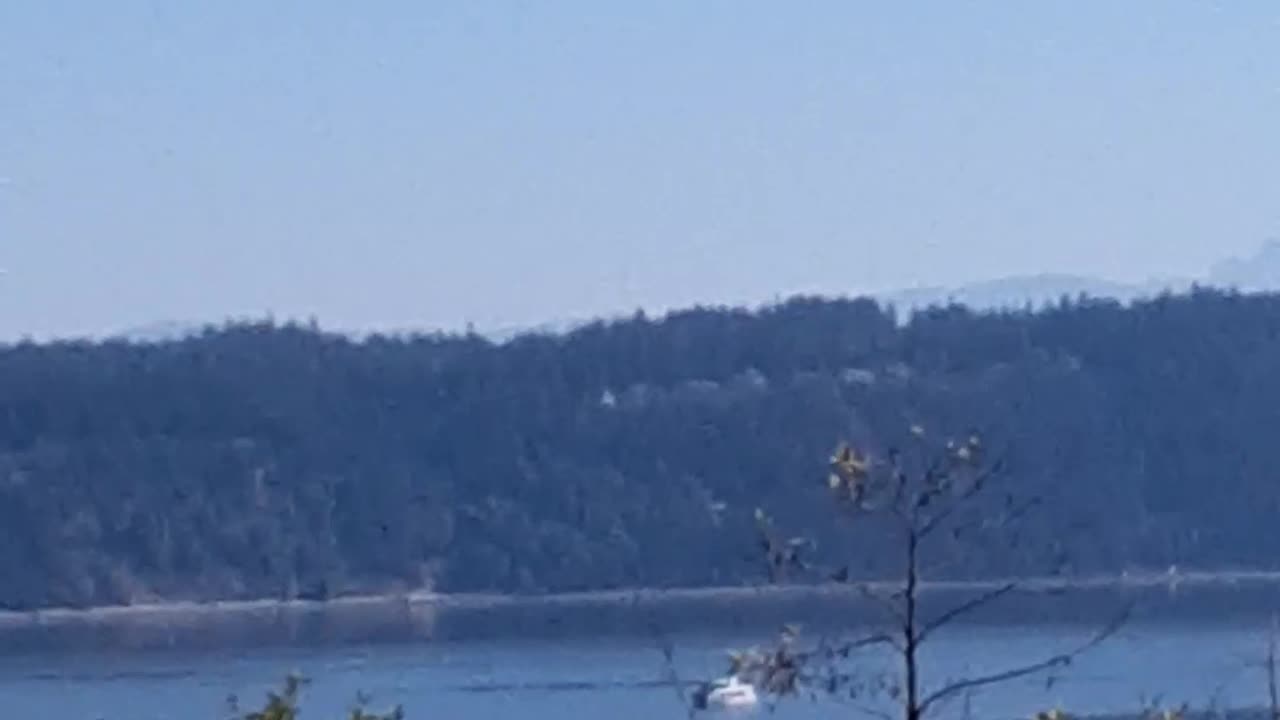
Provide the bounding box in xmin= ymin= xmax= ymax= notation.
xmin=0 ymin=622 xmax=1271 ymax=719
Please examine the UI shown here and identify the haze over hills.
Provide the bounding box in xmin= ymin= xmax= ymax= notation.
xmin=1208 ymin=240 xmax=1280 ymax=291
xmin=112 ymin=240 xmax=1280 ymax=344
xmin=880 ymin=241 xmax=1280 ymax=313
xmin=878 ymin=273 xmax=1177 ymax=315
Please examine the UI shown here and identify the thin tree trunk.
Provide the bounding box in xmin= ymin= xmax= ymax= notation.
xmin=904 ymin=529 xmax=921 ymax=720
xmin=1268 ymin=615 xmax=1278 ymax=720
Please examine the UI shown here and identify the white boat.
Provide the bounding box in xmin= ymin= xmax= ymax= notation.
xmin=694 ymin=675 xmax=759 ymax=710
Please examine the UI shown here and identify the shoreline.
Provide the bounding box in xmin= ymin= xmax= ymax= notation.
xmin=2 ymin=568 xmax=1279 ymax=652
xmin=5 ymin=566 xmax=1277 ymax=623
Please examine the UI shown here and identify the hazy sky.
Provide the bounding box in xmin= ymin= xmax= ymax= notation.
xmin=3 ymin=2 xmax=1279 ymax=340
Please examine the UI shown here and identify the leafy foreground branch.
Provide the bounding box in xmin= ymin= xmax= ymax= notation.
xmin=692 ymin=423 xmax=1130 ymax=720
xmin=227 ymin=674 xmax=404 ymax=720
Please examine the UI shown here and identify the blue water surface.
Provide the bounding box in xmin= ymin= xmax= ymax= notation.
xmin=0 ymin=622 xmax=1269 ymax=719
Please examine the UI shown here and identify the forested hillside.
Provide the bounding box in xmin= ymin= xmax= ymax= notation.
xmin=2 ymin=289 xmax=1279 ymax=610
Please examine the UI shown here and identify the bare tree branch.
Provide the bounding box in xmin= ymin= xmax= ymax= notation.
xmin=824 ymin=630 xmax=902 ymax=658
xmin=918 ymin=458 xmax=1006 ymax=539
xmin=915 ymin=582 xmax=1016 ymax=646
xmin=918 ymin=602 xmax=1131 ymax=715
xmin=1000 ymin=496 xmax=1043 ymax=529
xmin=650 ymin=623 xmax=696 ymax=719
xmin=922 ymin=654 xmax=1069 ymax=714
xmin=859 ymin=583 xmax=909 ymax=633
xmin=847 ymin=701 xmax=897 ymax=720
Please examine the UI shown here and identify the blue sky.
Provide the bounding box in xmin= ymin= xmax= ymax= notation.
xmin=2 ymin=2 xmax=1279 ymax=339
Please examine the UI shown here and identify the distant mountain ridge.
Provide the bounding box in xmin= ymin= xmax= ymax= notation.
xmin=110 ymin=274 xmax=1177 ymax=344
xmin=877 ymin=273 xmax=1172 ymax=314
xmin=880 ymin=239 xmax=1280 ymax=313
xmin=113 ymin=241 xmax=1280 ymax=342
xmin=1209 ymin=239 xmax=1280 ymax=291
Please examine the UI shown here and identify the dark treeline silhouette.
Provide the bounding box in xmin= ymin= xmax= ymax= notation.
xmin=2 ymin=288 xmax=1279 ymax=611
